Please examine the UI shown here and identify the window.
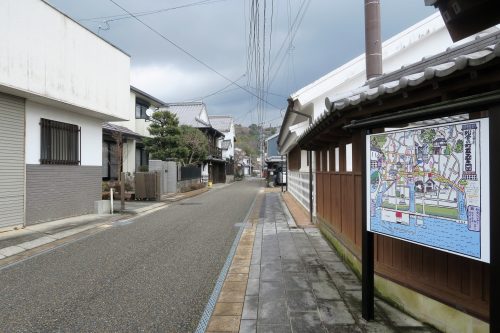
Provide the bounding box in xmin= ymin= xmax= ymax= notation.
xmin=335 ymin=147 xmax=340 ymax=172
xmin=135 ymin=99 xmax=150 ymax=119
xmin=40 ymin=118 xmax=80 ymax=165
xmin=319 ymin=151 xmax=323 ymax=171
xmin=346 ymin=143 xmax=353 ymax=172
xmin=326 ymin=150 xmax=330 ymax=171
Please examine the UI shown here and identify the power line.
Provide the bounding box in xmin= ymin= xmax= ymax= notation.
xmin=108 ymin=0 xmax=281 ymax=110
xmin=191 ymin=74 xmax=246 ymax=101
xmin=80 ymin=0 xmax=226 ymax=22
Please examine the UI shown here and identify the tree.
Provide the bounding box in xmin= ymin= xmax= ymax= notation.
xmin=454 ymin=139 xmax=464 ymax=153
xmin=179 ymin=125 xmax=208 ymax=165
xmin=143 ymin=111 xmax=185 ymax=161
xmin=420 ymin=129 xmax=436 ymax=144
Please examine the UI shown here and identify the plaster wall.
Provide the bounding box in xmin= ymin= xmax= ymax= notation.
xmin=0 ymin=0 xmax=130 ymax=121
xmin=25 ymin=101 xmax=102 ymax=166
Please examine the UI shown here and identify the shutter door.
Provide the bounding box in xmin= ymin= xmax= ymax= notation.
xmin=0 ymin=92 xmax=25 ymax=228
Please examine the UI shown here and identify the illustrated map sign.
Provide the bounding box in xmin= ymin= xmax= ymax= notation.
xmin=366 ymin=119 xmax=490 ymax=262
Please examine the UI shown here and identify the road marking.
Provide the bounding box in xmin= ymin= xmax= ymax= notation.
xmin=195 ymin=190 xmax=260 ymax=333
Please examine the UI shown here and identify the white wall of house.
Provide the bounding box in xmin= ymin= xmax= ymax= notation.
xmin=0 ymin=0 xmax=130 ymax=121
xmin=116 ymin=91 xmax=152 ymax=138
xmin=123 ymin=139 xmax=136 ymax=173
xmin=222 ymin=122 xmax=236 ymax=160
xmin=25 ymin=101 xmax=103 ymax=166
xmin=292 ymin=12 xmax=453 ymax=123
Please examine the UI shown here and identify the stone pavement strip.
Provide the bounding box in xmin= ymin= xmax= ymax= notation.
xmin=207 ymin=191 xmax=439 ymax=333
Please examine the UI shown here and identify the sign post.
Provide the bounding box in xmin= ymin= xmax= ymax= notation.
xmin=362 ymin=129 xmax=375 ymax=320
xmin=489 ymin=110 xmax=499 ymax=333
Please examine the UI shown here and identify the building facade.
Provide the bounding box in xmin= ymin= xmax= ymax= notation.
xmin=0 ymin=0 xmax=130 ymax=227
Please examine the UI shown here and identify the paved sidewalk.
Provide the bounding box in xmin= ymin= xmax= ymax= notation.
xmin=0 ymin=185 xmax=219 ymax=264
xmin=207 ymin=191 xmax=438 ymax=332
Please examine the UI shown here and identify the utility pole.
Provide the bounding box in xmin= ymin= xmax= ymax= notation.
xmin=364 ymin=0 xmax=382 ymax=79
xmin=362 ymin=0 xmax=382 ymax=322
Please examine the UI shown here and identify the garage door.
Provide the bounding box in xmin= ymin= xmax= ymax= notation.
xmin=0 ymin=92 xmax=25 ymax=228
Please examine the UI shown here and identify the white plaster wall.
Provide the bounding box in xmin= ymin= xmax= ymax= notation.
xmin=122 ymin=139 xmax=136 ymax=173
xmin=112 ymin=91 xmax=152 ymax=137
xmin=26 ymin=101 xmax=102 ymax=166
xmin=221 ymin=122 xmax=236 ymax=160
xmin=293 ymin=12 xmax=453 ymax=123
xmin=0 ymin=0 xmax=130 ymax=120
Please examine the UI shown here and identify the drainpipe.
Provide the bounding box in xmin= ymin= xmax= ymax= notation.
xmin=365 ymin=0 xmax=382 ymax=79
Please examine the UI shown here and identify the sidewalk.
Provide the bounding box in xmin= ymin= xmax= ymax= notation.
xmin=206 ymin=191 xmax=438 ymax=332
xmin=0 ymin=185 xmax=218 ymax=265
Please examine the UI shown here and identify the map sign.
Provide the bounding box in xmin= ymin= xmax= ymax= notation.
xmin=366 ymin=119 xmax=490 ymax=263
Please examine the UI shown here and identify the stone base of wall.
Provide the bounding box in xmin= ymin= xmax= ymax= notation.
xmin=26 ymin=165 xmax=101 ymax=225
xmin=177 ymin=178 xmax=202 ymax=192
xmin=226 ymin=175 xmax=235 ymax=183
xmin=318 ymin=220 xmax=489 ymax=333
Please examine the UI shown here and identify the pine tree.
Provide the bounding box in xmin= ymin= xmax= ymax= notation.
xmin=143 ymin=111 xmax=186 ymax=161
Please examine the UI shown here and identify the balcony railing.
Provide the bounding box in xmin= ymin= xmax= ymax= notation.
xmin=208 ymin=146 xmax=222 ymax=159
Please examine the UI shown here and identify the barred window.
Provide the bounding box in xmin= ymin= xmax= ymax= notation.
xmin=40 ymin=118 xmax=80 ymax=165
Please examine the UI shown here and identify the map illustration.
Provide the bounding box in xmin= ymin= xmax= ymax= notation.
xmin=367 ymin=119 xmax=489 ymax=262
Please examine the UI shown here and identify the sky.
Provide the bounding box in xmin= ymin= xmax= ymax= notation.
xmin=45 ymin=0 xmax=437 ymax=126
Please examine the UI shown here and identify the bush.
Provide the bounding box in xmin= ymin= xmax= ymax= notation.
xmin=102 ymin=181 xmax=110 ymax=192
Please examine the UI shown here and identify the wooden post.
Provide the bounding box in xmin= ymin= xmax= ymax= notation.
xmin=362 ymin=129 xmax=374 ymax=320
xmin=309 ymin=150 xmax=314 ymax=223
xmin=490 ymin=110 xmax=499 ymax=333
xmin=120 ymin=172 xmax=125 ymax=212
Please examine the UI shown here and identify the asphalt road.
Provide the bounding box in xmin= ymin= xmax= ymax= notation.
xmin=0 ymin=180 xmax=261 ymax=332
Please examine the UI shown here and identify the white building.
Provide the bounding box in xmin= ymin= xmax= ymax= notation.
xmin=208 ymin=115 xmax=236 ymax=160
xmin=103 ymin=86 xmax=166 ymax=178
xmin=278 ymin=12 xmax=466 ymax=218
xmin=160 ymin=102 xmax=226 ymax=183
xmin=0 ymin=0 xmax=130 ymax=227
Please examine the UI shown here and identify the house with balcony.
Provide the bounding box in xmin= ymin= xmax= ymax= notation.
xmin=0 ymin=0 xmax=130 ymax=228
xmin=209 ymin=115 xmax=236 ymax=181
xmin=102 ymin=86 xmax=166 ymax=179
xmin=160 ymin=102 xmax=226 ymax=183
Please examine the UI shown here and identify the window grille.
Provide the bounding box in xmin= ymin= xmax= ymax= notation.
xmin=40 ymin=118 xmax=80 ymax=165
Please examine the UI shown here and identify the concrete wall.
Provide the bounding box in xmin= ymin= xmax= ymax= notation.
xmin=26 ymin=165 xmax=101 ymax=225
xmin=0 ymin=0 xmax=130 ymax=121
xmin=25 ymin=101 xmax=103 ymax=166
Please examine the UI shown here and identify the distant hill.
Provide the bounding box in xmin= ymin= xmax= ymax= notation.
xmin=235 ymin=124 xmax=278 ymax=157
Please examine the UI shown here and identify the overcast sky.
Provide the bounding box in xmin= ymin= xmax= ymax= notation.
xmin=46 ymin=0 xmax=436 ymax=126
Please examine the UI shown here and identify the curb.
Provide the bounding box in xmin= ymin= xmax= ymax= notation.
xmin=0 ymin=186 xmax=212 ymax=265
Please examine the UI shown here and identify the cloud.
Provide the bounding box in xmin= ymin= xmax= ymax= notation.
xmin=46 ymin=0 xmax=437 ymax=125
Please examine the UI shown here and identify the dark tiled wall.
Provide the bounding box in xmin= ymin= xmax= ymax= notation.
xmin=26 ymin=165 xmax=101 ymax=225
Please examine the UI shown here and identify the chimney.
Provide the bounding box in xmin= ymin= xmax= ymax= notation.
xmin=364 ymin=0 xmax=383 ymax=79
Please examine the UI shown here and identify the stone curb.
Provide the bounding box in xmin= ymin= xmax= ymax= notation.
xmin=0 ymin=186 xmax=213 ymax=263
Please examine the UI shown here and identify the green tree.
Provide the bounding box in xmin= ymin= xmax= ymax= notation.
xmin=179 ymin=125 xmax=208 ymax=165
xmin=420 ymin=129 xmax=436 ymax=144
xmin=455 ymin=139 xmax=464 ymax=153
xmin=444 ymin=144 xmax=451 ymax=156
xmin=143 ymin=111 xmax=185 ymax=161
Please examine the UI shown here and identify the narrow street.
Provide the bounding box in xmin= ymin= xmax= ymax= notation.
xmin=0 ymin=180 xmax=260 ymax=332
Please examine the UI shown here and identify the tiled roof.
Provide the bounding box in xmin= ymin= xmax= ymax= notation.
xmin=163 ymin=102 xmax=211 ymax=128
xmin=299 ymin=39 xmax=500 ymax=142
xmin=209 ymin=115 xmax=233 ymax=132
xmin=103 ymin=123 xmax=143 ymax=138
